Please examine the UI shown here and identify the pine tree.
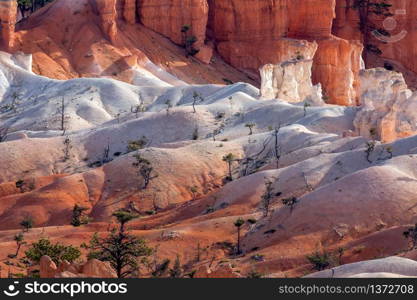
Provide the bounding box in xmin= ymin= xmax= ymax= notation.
xmin=85 ymin=210 xmax=153 ymax=278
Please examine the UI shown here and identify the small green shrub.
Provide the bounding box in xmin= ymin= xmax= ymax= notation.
xmin=25 ymin=238 xmax=81 ymax=264
xmin=306 ymin=251 xmax=331 ymax=271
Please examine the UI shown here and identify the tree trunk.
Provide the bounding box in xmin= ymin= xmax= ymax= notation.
xmin=236 ymin=227 xmax=241 ymax=254
xmin=15 ymin=244 xmax=21 ymax=257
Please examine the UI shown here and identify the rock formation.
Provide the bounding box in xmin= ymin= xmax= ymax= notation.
xmin=0 ymin=0 xmax=416 ymax=106
xmin=206 ymin=0 xmax=363 ymax=105
xmin=94 ymin=0 xmax=118 ymax=43
xmin=39 ymin=256 xmax=117 ymax=278
xmin=0 ymin=0 xmax=362 ymax=105
xmin=0 ymin=0 xmax=17 ymax=51
xmin=333 ymin=0 xmax=417 ymax=85
xmin=122 ymin=0 xmax=137 ymax=24
xmin=260 ymin=56 xmax=324 ymax=105
xmin=354 ymin=68 xmax=417 ymax=142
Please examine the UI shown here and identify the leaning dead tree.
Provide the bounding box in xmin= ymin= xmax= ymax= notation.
xmin=238 ymin=124 xmax=283 ymax=177
xmin=0 ymin=126 xmax=9 ymax=142
xmin=272 ymin=124 xmax=282 ymax=169
xmin=130 ymin=92 xmax=146 ymax=118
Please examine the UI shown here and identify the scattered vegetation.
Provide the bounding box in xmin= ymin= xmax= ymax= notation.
xmin=245 ymin=123 xmax=256 ymax=135
xmin=306 ymin=251 xmax=331 ymax=271
xmin=181 ymin=25 xmax=199 ymax=57
xmin=169 ymin=255 xmax=183 ymax=278
xmin=70 ymin=204 xmax=90 ymax=227
xmin=83 ymin=210 xmax=153 ymax=278
xmin=18 ymin=0 xmax=55 ymax=18
xmin=303 ymin=102 xmax=311 ymax=117
xmin=246 ymin=269 xmax=264 ymax=278
xmin=403 ymin=224 xmax=417 ymax=250
xmin=25 ymin=238 xmax=81 ymax=264
xmin=130 ymin=102 xmax=146 ymax=118
xmin=192 ymin=91 xmax=203 ymax=113
xmin=282 ymin=196 xmax=299 ymax=214
xmin=190 ymin=186 xmax=198 ymax=201
xmin=365 ymin=140 xmax=376 ymax=163
xmin=222 ymin=153 xmax=237 ymax=181
xmin=250 ymin=254 xmax=265 ymax=262
xmin=127 ymin=136 xmax=149 ymax=153
xmin=20 ymin=216 xmax=34 ymax=232
xmin=12 ymin=233 xmax=25 ymax=258
xmin=351 ymin=0 xmax=393 ymax=64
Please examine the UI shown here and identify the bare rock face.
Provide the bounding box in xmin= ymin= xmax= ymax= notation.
xmin=334 ymin=0 xmax=417 ymax=82
xmin=312 ymin=37 xmax=363 ymax=106
xmin=0 ymin=0 xmax=362 ymax=105
xmin=81 ymin=259 xmax=117 ymax=278
xmin=94 ymin=0 xmax=118 ymax=43
xmin=138 ymin=0 xmax=209 ymax=54
xmin=354 ymin=68 xmax=417 ymax=142
xmin=208 ymin=0 xmax=328 ymax=71
xmin=0 ymin=0 xmax=17 ymax=51
xmin=260 ymin=55 xmax=324 ymax=105
xmin=39 ymin=256 xmax=117 ymax=278
xmin=39 ymin=255 xmax=58 ymax=278
xmin=209 ymin=0 xmax=362 ymax=106
xmin=122 ymin=0 xmax=136 ymax=24
xmin=135 ymin=0 xmax=362 ymax=105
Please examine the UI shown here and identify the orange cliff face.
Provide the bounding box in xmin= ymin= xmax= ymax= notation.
xmin=138 ymin=0 xmax=363 ymax=105
xmin=0 ymin=0 xmax=415 ymax=106
xmin=0 ymin=0 xmax=254 ymax=85
xmin=333 ymin=0 xmax=417 ymax=87
xmin=0 ymin=0 xmax=17 ymax=51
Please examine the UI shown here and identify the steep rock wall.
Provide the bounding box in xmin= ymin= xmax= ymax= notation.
xmin=137 ymin=0 xmax=362 ymax=105
xmin=0 ymin=0 xmax=17 ymax=51
xmin=333 ymin=0 xmax=417 ymax=83
xmin=6 ymin=0 xmax=415 ymax=107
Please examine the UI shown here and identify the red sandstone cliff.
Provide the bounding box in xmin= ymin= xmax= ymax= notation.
xmin=0 ymin=0 xmax=17 ymax=51
xmin=333 ymin=0 xmax=417 ymax=85
xmin=0 ymin=0 xmax=414 ymax=106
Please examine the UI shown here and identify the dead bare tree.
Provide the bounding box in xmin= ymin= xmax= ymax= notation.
xmin=239 ymin=133 xmax=273 ymax=177
xmin=272 ymin=124 xmax=282 ymax=168
xmin=102 ymin=142 xmax=111 ymax=165
xmin=57 ymin=97 xmax=68 ymax=135
xmin=131 ymin=103 xmax=146 ymax=118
